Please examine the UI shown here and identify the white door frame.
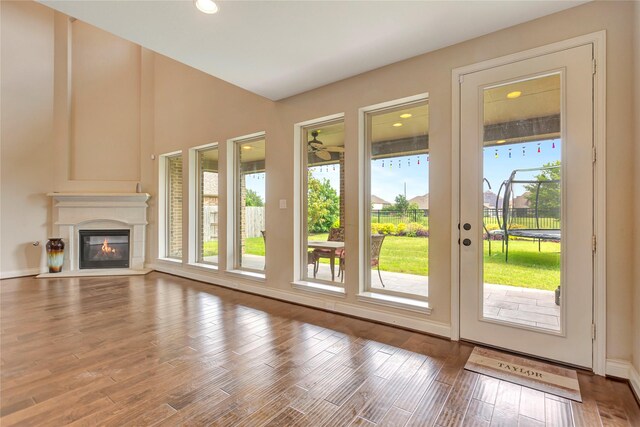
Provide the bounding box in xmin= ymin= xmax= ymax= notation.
xmin=451 ymin=31 xmax=606 ymax=375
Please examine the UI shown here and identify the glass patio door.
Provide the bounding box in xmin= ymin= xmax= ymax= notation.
xmin=459 ymin=45 xmax=594 ymax=367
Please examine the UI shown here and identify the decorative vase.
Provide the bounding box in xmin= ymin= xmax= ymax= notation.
xmin=46 ymin=238 xmax=65 ymax=273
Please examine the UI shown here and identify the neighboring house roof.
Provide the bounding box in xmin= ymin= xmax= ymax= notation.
xmin=203 ymin=172 xmax=219 ymax=196
xmin=409 ymin=194 xmax=429 ymax=210
xmin=371 ymin=195 xmax=391 ymax=206
xmin=513 ymin=192 xmax=531 ymax=208
xmin=483 ymin=191 xmax=503 ymax=209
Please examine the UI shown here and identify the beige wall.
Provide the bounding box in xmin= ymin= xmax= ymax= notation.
xmin=0 ymin=1 xmax=55 ymax=276
xmin=70 ymin=20 xmax=141 ymax=181
xmin=1 ymin=1 xmax=638 ymax=370
xmin=633 ymin=0 xmax=640 ymax=378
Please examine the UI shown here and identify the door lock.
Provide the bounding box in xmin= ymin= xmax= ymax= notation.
xmin=463 ymin=238 xmax=471 ymax=246
xmin=463 ymin=223 xmax=471 ymax=230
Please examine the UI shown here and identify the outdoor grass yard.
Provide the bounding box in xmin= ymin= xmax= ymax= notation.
xmin=205 ymin=234 xmax=560 ymax=291
xmin=308 ymin=233 xmax=559 ymax=290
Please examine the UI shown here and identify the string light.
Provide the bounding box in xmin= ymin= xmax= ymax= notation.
xmin=552 ymin=142 xmax=556 ymax=149
xmin=494 ymin=149 xmax=499 ymax=159
xmin=417 ymin=156 xmax=420 ymax=165
xmin=522 ymin=146 xmax=526 ymax=156
xmin=537 ymin=143 xmax=541 ymax=153
xmin=398 ymin=159 xmax=401 ymax=169
xmin=508 ymin=148 xmax=512 ymax=158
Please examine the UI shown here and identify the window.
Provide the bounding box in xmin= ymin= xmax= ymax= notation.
xmin=194 ymin=145 xmax=219 ymax=265
xmin=363 ymin=96 xmax=429 ymax=299
xmin=230 ymin=135 xmax=266 ymax=273
xmin=160 ymin=152 xmax=183 ymax=260
xmin=300 ymin=119 xmax=345 ymax=286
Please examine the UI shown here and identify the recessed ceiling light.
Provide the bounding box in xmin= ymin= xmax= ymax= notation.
xmin=242 ymin=146 xmax=252 ymax=150
xmin=507 ymin=91 xmax=522 ymax=99
xmin=496 ymin=139 xmax=506 ymax=144
xmin=399 ymin=113 xmax=412 ymax=119
xmin=195 ymin=0 xmax=218 ymax=14
xmin=392 ymin=123 xmax=403 ymax=127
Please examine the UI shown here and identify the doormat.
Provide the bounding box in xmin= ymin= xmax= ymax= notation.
xmin=464 ymin=346 xmax=582 ymax=402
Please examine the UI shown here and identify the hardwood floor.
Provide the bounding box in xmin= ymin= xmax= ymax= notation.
xmin=1 ymin=272 xmax=638 ymax=426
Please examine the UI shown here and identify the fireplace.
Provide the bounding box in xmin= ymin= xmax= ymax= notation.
xmin=79 ymin=229 xmax=130 ymax=269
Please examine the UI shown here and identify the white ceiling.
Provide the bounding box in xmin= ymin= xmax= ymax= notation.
xmin=39 ymin=0 xmax=587 ymax=101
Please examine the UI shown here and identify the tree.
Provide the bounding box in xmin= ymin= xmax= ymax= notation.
xmin=307 ymin=172 xmax=339 ymax=233
xmin=393 ymin=194 xmax=410 ymax=215
xmin=524 ymin=160 xmax=561 ymax=218
xmin=245 ymin=188 xmax=264 ymax=207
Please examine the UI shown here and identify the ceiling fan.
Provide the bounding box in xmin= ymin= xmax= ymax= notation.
xmin=307 ymin=130 xmax=345 ymax=161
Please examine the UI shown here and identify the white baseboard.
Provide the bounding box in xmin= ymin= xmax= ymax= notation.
xmin=0 ymin=267 xmax=45 ymax=280
xmin=630 ymin=363 xmax=640 ymax=402
xmin=606 ymin=359 xmax=640 ymax=400
xmin=148 ymin=262 xmax=451 ymax=339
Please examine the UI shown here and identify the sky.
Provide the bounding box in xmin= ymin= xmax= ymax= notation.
xmin=245 ymin=138 xmax=562 ymax=204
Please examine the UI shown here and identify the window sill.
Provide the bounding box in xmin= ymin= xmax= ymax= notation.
xmin=187 ymin=262 xmax=218 ymax=272
xmin=226 ymin=269 xmax=265 ymax=282
xmin=357 ymin=292 xmax=431 ymax=315
xmin=291 ymin=281 xmax=346 ymax=298
xmin=157 ymin=257 xmax=182 ymax=264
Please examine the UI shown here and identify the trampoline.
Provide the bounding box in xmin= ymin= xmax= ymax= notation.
xmin=485 ymin=166 xmax=561 ymax=262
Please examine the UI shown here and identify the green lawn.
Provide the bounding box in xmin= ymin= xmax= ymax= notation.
xmin=308 ymin=233 xmax=559 ymax=290
xmin=205 ymin=234 xmax=560 ymax=291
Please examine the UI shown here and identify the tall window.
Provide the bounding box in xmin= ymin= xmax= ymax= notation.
xmin=164 ymin=153 xmax=183 ymax=259
xmin=196 ymin=145 xmax=219 ymax=265
xmin=364 ymin=97 xmax=429 ymax=299
xmin=233 ymin=136 xmax=266 ymax=272
xmin=301 ymin=119 xmax=345 ymax=285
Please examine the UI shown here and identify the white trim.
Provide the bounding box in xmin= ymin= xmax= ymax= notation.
xmin=631 ymin=364 xmax=640 ymax=402
xmin=292 ymin=113 xmax=344 ymax=286
xmin=158 ymin=151 xmax=182 ymax=260
xmin=187 ymin=147 xmax=198 ymax=265
xmin=1 ymin=268 xmax=46 ymax=279
xmin=148 ymin=262 xmax=450 ymax=338
xmin=291 ymin=281 xmax=346 ymax=298
xmin=358 ymin=93 xmax=429 ymax=300
xmin=606 ymin=359 xmax=631 ymax=378
xmin=188 ymin=143 xmax=219 ymax=267
xmin=226 ymin=269 xmax=265 ymax=282
xmin=226 ymin=132 xmax=266 ymax=274
xmin=357 ymin=292 xmax=431 ymax=315
xmin=451 ymin=31 xmax=607 ymax=374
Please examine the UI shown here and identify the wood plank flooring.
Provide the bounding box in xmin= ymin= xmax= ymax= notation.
xmin=1 ymin=272 xmax=638 ymax=426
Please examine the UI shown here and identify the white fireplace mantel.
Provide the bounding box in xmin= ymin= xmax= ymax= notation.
xmin=38 ymin=193 xmax=151 ymax=278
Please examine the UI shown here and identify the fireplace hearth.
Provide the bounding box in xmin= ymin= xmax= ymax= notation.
xmin=79 ymin=229 xmax=130 ymax=269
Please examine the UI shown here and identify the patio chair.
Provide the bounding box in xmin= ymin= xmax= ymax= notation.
xmin=339 ymin=234 xmax=385 ymax=287
xmin=312 ymin=227 xmax=345 ymax=278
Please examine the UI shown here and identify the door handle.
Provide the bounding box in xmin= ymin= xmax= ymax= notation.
xmin=463 ymin=238 xmax=471 ymax=246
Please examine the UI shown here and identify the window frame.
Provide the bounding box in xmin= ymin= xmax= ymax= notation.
xmin=158 ymin=151 xmax=183 ymax=261
xmin=226 ymin=132 xmax=267 ymax=275
xmin=298 ymin=116 xmax=346 ymax=287
xmin=360 ymin=94 xmax=430 ymax=301
xmin=189 ymin=143 xmax=219 ymax=268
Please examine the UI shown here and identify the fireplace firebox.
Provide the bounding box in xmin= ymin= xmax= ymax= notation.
xmin=79 ymin=229 xmax=130 ymax=269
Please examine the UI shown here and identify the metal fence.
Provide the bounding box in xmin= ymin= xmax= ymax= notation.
xmin=483 ymin=207 xmax=560 ymax=229
xmin=370 ymin=207 xmax=560 ymax=229
xmin=371 ymin=209 xmax=429 ymax=225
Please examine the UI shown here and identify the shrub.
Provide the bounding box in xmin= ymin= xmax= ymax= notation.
xmin=376 ymin=223 xmax=396 ymax=235
xmin=396 ymin=223 xmax=407 ymax=236
xmin=331 ymin=218 xmax=340 ymax=229
xmin=416 ymin=228 xmax=430 ymax=238
xmin=405 ymin=222 xmax=427 ymax=237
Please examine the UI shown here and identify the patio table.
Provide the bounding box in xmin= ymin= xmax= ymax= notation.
xmin=307 ymin=241 xmax=345 ymax=281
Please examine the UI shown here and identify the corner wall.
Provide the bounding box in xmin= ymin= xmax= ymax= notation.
xmin=0 ymin=1 xmax=55 ymax=277
xmin=632 ymin=0 xmax=640 ymax=396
